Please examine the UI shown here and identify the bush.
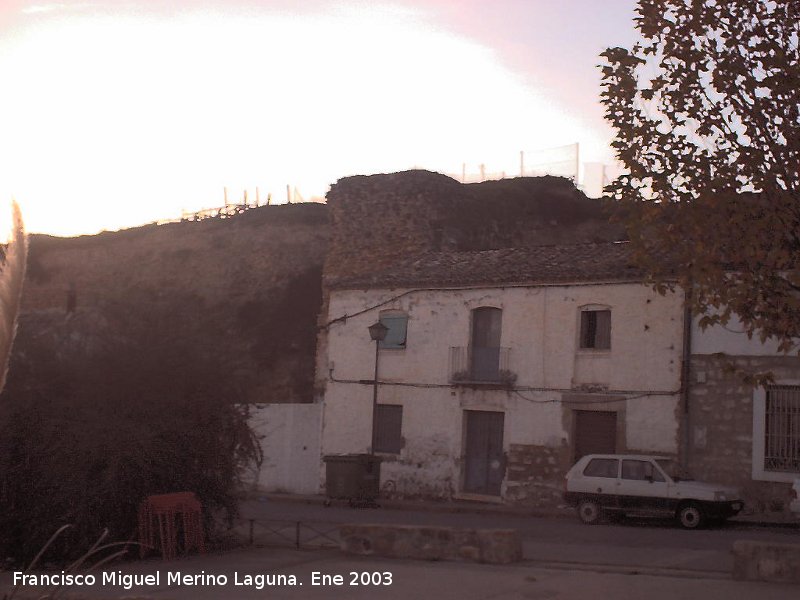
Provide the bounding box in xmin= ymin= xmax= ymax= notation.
xmin=0 ymin=309 xmax=260 ymax=563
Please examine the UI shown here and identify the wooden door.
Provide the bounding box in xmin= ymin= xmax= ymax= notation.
xmin=463 ymin=410 xmax=505 ymax=495
xmin=574 ymin=410 xmax=617 ymax=462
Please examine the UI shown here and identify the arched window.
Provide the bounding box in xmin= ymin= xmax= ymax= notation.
xmin=470 ymin=307 xmax=502 ymax=380
xmin=579 ymin=305 xmax=611 ymax=350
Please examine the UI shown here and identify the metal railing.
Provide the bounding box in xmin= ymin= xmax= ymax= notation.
xmin=449 ymin=346 xmax=515 ymax=385
xmin=233 ymin=519 xmax=340 ymax=549
xmin=765 ymin=385 xmax=800 ymax=473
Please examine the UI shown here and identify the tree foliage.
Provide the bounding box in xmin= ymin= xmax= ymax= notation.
xmin=235 ymin=266 xmax=323 ymax=401
xmin=0 ymin=309 xmax=260 ymax=563
xmin=601 ymin=0 xmax=800 ymax=351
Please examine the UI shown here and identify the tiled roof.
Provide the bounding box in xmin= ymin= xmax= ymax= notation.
xmin=328 ymin=241 xmax=670 ymax=290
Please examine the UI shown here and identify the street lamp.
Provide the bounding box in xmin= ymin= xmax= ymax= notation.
xmin=368 ymin=321 xmax=389 ymax=454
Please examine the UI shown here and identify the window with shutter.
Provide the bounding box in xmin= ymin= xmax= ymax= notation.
xmin=379 ymin=314 xmax=408 ymax=349
xmin=580 ymin=309 xmax=611 ymax=350
xmin=375 ymin=404 xmax=403 ymax=454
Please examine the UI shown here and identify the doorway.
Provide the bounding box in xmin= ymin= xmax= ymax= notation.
xmin=574 ymin=410 xmax=617 ymax=462
xmin=470 ymin=307 xmax=502 ymax=381
xmin=463 ymin=410 xmax=505 ymax=495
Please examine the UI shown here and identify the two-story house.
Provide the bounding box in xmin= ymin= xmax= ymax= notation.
xmin=318 ymin=243 xmax=685 ymax=506
xmin=313 ymin=169 xmax=799 ymax=511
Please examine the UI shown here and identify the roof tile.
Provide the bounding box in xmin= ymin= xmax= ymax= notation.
xmin=328 ymin=241 xmax=667 ymax=289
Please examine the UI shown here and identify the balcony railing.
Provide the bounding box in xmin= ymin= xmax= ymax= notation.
xmin=449 ymin=346 xmax=516 ymax=385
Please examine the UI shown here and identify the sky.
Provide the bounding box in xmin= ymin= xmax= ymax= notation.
xmin=0 ymin=0 xmax=640 ymax=237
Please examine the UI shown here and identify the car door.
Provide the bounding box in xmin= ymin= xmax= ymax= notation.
xmin=576 ymin=457 xmax=621 ymax=507
xmin=617 ymin=459 xmax=672 ymax=514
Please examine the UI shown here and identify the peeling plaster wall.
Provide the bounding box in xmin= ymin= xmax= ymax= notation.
xmin=626 ymin=395 xmax=681 ymax=453
xmin=320 ymin=283 xmax=683 ymax=503
xmin=324 ymin=285 xmax=682 ymax=391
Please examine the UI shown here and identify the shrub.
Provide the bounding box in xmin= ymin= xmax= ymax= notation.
xmin=0 ymin=309 xmax=260 ymax=563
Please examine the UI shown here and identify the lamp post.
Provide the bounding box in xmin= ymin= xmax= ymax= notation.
xmin=367 ymin=321 xmax=389 ymax=455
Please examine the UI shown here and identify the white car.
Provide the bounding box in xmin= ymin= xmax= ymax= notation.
xmin=563 ymin=454 xmax=743 ymax=529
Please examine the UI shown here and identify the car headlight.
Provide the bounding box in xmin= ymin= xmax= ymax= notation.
xmin=714 ymin=491 xmax=728 ymax=501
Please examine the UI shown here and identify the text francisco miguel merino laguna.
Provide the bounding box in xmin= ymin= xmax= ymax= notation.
xmin=14 ymin=570 xmax=317 ymax=590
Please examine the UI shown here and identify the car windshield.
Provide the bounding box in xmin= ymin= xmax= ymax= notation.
xmin=655 ymin=458 xmax=693 ymax=482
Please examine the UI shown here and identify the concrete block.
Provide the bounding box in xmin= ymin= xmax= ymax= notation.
xmin=339 ymin=523 xmax=522 ymax=564
xmin=732 ymin=540 xmax=800 ymax=583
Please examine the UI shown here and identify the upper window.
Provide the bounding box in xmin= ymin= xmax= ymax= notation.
xmin=469 ymin=307 xmax=503 ymax=381
xmin=764 ymin=385 xmax=800 ymax=473
xmin=379 ymin=313 xmax=408 ymax=349
xmin=580 ymin=309 xmax=611 ymax=350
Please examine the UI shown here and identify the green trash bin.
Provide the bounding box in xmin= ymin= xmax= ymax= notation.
xmin=324 ymin=454 xmax=382 ymax=506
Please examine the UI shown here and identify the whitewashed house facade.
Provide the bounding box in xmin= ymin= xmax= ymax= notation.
xmin=318 ymin=243 xmax=686 ymax=505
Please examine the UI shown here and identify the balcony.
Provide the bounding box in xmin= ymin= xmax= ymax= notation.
xmin=449 ymin=346 xmax=516 ymax=386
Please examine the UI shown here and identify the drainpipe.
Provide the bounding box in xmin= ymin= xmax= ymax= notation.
xmin=680 ymin=286 xmax=693 ymax=469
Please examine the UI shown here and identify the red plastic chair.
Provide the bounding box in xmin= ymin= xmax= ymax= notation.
xmin=138 ymin=492 xmax=205 ymax=560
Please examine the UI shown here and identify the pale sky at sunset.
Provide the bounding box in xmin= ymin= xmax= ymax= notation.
xmin=0 ymin=0 xmax=639 ymax=237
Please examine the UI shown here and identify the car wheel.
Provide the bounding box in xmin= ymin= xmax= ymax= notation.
xmin=577 ymin=500 xmax=601 ymax=524
xmin=677 ymin=502 xmax=705 ymax=529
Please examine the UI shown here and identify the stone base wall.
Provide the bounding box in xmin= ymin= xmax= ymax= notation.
xmin=689 ymin=354 xmax=800 ymax=512
xmin=339 ymin=524 xmax=522 ymax=564
xmin=732 ymin=540 xmax=800 ymax=583
xmin=504 ymin=443 xmax=572 ymax=508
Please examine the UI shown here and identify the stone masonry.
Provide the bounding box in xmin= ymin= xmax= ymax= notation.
xmin=504 ymin=443 xmax=573 ymax=508
xmin=323 ymin=170 xmax=621 ymax=286
xmin=689 ymin=354 xmax=800 ymax=512
xmin=339 ymin=523 xmax=522 ymax=564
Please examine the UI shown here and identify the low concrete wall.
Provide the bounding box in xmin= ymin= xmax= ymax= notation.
xmin=732 ymin=540 xmax=800 ymax=583
xmin=339 ymin=524 xmax=522 ymax=564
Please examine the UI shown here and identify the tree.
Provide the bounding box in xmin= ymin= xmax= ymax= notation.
xmin=0 ymin=308 xmax=260 ymax=563
xmin=600 ymin=0 xmax=800 ymax=353
xmin=0 ymin=201 xmax=26 ymax=391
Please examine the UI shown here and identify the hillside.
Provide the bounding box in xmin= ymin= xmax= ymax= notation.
xmin=14 ymin=172 xmax=622 ymax=406
xmin=20 ymin=202 xmax=329 ymax=404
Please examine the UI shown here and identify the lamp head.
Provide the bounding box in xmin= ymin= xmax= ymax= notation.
xmin=368 ymin=321 xmax=389 ymax=342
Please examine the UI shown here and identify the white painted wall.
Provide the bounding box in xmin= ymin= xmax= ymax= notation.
xmin=691 ymin=313 xmax=789 ymax=356
xmin=244 ymin=403 xmax=322 ymax=495
xmin=325 ymin=284 xmax=683 ymax=391
xmin=320 ymin=282 xmax=684 ymax=498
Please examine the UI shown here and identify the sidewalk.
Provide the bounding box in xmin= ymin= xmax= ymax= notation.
xmin=249 ymin=491 xmax=800 ymax=529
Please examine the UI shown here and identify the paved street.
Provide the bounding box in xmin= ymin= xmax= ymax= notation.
xmin=238 ymin=496 xmax=800 ymax=574
xmin=1 ymin=497 xmax=798 ymax=599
